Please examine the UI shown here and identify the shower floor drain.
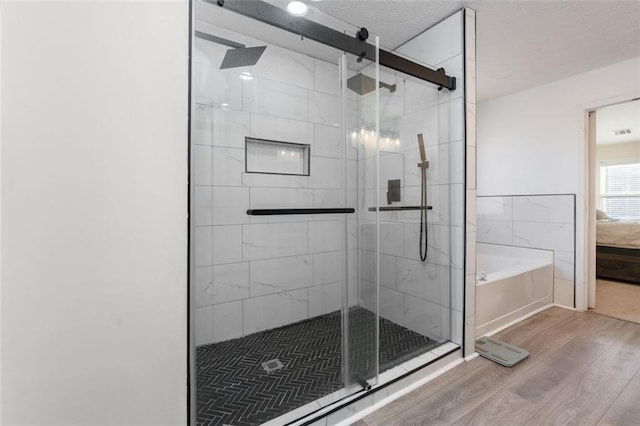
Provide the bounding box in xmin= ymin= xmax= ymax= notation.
xmin=261 ymin=359 xmax=284 ymax=373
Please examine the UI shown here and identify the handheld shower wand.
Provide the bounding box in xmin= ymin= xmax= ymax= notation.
xmin=418 ymin=134 xmax=428 ymax=167
xmin=417 ymin=134 xmax=429 ymax=261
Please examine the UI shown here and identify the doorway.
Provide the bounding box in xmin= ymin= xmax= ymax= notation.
xmin=587 ymin=99 xmax=640 ymax=324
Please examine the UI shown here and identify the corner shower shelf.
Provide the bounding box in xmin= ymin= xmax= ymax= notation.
xmin=247 ymin=208 xmax=355 ymax=215
xmin=368 ymin=206 xmax=433 ymax=212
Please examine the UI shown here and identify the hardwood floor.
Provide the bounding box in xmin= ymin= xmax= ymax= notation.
xmin=354 ymin=307 xmax=640 ymax=426
xmin=592 ymin=279 xmax=640 ymax=324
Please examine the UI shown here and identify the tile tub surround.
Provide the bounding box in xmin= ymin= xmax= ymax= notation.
xmin=477 ymin=194 xmax=576 ymax=308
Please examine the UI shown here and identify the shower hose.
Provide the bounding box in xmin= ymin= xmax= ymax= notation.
xmin=419 ymin=163 xmax=428 ymax=261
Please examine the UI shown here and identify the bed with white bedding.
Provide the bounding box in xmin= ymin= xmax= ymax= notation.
xmin=597 ymin=219 xmax=640 ymax=249
xmin=596 ymin=218 xmax=640 ymax=284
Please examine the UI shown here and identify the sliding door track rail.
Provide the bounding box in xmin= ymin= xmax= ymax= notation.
xmin=209 ymin=0 xmax=456 ymax=91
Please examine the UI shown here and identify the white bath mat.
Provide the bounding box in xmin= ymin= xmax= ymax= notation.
xmin=475 ymin=336 xmax=529 ymax=367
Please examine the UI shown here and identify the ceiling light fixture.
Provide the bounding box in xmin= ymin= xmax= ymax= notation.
xmin=286 ymin=1 xmax=308 ymax=17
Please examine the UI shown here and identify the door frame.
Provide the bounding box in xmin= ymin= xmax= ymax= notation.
xmin=577 ymin=91 xmax=640 ymax=311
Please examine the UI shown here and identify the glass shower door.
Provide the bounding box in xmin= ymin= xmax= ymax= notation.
xmin=374 ymin=63 xmax=454 ymax=371
xmin=191 ymin=6 xmax=384 ymax=422
xmin=340 ymin=41 xmax=380 ymax=389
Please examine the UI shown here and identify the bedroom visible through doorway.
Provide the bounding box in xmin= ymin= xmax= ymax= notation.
xmin=589 ymin=99 xmax=640 ymax=324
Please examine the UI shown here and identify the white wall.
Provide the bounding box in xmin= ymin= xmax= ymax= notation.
xmin=0 ymin=4 xmax=3 ymax=421
xmin=1 ymin=2 xmax=189 ymax=424
xmin=478 ymin=57 xmax=640 ymax=196
xmin=477 ymin=56 xmax=640 ymax=310
xmin=596 ymin=141 xmax=640 ymax=162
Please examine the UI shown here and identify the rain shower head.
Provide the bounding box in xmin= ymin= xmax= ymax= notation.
xmin=347 ymin=73 xmax=397 ymax=95
xmin=195 ymin=30 xmax=267 ymax=69
xmin=220 ymin=46 xmax=267 ymax=69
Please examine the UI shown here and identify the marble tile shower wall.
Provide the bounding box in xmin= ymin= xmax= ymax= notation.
xmin=464 ymin=8 xmax=477 ymax=356
xmin=355 ymin=12 xmax=466 ymax=343
xmin=476 ymin=195 xmax=576 ymax=308
xmin=193 ymin=21 xmax=357 ymax=345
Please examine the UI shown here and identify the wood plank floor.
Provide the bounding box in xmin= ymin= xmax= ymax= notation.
xmin=592 ymin=279 xmax=640 ymax=324
xmin=354 ymin=307 xmax=640 ymax=426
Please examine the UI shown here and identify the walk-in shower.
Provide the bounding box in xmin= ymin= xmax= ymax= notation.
xmin=191 ymin=1 xmax=464 ymax=424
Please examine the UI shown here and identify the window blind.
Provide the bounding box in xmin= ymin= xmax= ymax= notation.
xmin=600 ymin=162 xmax=640 ymax=219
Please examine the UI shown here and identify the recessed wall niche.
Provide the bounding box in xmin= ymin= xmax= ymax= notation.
xmin=245 ymin=137 xmax=310 ymax=176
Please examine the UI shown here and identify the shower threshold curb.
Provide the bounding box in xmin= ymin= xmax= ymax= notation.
xmin=264 ymin=342 xmax=461 ymax=426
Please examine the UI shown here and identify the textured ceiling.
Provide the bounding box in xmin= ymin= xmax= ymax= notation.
xmin=198 ymin=0 xmax=640 ymax=102
xmin=305 ymin=0 xmax=640 ymax=101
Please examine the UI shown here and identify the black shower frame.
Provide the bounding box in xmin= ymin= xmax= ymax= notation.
xmin=210 ymin=0 xmax=457 ymax=91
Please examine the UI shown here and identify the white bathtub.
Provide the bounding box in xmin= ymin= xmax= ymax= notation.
xmin=475 ymin=243 xmax=554 ymax=337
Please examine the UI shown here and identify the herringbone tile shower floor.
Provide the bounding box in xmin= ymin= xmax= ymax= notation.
xmin=196 ymin=307 xmax=439 ymax=426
